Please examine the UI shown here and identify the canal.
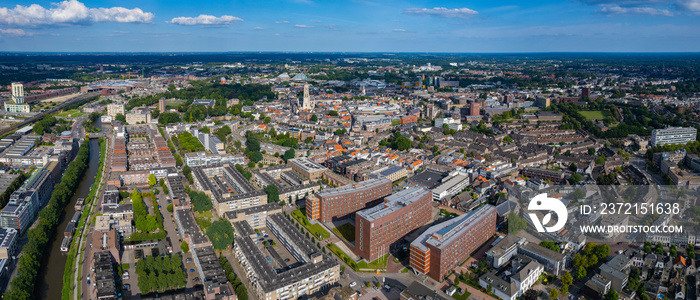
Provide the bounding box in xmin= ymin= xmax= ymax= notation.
xmin=35 ymin=138 xmax=101 ymax=300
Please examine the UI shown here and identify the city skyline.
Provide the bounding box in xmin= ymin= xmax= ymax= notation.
xmin=0 ymin=0 xmax=700 ymax=52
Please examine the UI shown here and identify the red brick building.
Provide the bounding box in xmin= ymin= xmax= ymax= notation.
xmin=306 ymin=178 xmax=391 ymax=222
xmin=354 ymin=187 xmax=432 ymax=261
xmin=400 ymin=115 xmax=418 ymax=125
xmin=410 ymin=205 xmax=497 ymax=281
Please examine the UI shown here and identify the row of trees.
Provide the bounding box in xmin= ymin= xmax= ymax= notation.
xmin=572 ymin=242 xmax=611 ymax=279
xmin=219 ymin=255 xmax=249 ymax=300
xmin=5 ymin=141 xmax=90 ymax=300
xmin=135 ymin=254 xmax=187 ymax=294
xmin=132 ymin=190 xmax=162 ymax=233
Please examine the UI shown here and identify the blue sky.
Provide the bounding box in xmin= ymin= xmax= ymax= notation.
xmin=0 ymin=0 xmax=699 ymax=52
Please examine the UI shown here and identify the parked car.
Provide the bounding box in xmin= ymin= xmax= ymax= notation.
xmin=349 ymin=282 xmax=357 ymax=288
xmin=190 ymin=269 xmax=195 ymax=273
xmin=123 ymin=284 xmax=130 ymax=290
xmin=186 ymin=258 xmax=192 ymax=263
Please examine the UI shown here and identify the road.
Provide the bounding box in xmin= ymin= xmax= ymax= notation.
xmin=0 ymin=92 xmax=100 ymax=137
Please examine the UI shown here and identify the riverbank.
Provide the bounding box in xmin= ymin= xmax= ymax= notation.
xmin=62 ymin=137 xmax=106 ymax=300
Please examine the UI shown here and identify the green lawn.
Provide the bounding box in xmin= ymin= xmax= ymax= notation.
xmin=579 ymin=110 xmax=607 ymax=120
xmin=332 ymin=223 xmax=356 ymax=242
xmin=452 ymin=288 xmax=472 ymax=300
xmin=56 ymin=108 xmax=85 ymax=118
xmin=400 ymin=267 xmax=409 ymax=273
xmin=291 ymin=209 xmax=330 ymax=240
xmin=357 ymin=254 xmax=389 ymax=270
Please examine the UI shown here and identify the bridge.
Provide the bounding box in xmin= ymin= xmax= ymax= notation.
xmin=87 ymin=132 xmax=107 ymax=139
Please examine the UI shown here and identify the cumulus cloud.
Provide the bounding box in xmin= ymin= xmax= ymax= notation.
xmin=404 ymin=7 xmax=478 ymax=19
xmin=169 ymin=15 xmax=243 ymax=26
xmin=294 ymin=24 xmax=313 ymax=28
xmin=676 ymin=0 xmax=700 ymax=12
xmin=0 ymin=0 xmax=153 ymax=26
xmin=599 ymin=4 xmax=674 ymax=14
xmin=0 ymin=28 xmax=28 ymax=36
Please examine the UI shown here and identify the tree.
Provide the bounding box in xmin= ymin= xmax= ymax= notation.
xmin=540 ymin=241 xmax=561 ymax=252
xmin=575 ymin=267 xmax=587 ymax=279
xmin=655 ymin=242 xmax=664 ymax=255
xmin=207 ymin=219 xmax=235 ymax=250
xmin=549 ymin=288 xmax=559 ymax=300
xmin=644 ymin=241 xmax=652 ymax=253
xmin=572 ymin=188 xmax=585 ymax=201
xmin=148 ymin=174 xmax=157 ymax=186
xmin=115 ymin=113 xmax=126 ymax=123
xmin=283 ymin=149 xmax=295 ymax=162
xmin=182 ymin=165 xmax=193 ymax=183
xmin=568 ymin=163 xmax=578 ymax=172
xmin=670 ymin=244 xmax=677 ymax=257
xmin=167 ymin=203 xmax=173 ymax=213
xmin=507 ymin=212 xmax=527 ymax=234
xmin=181 ymin=241 xmax=189 ymax=253
xmin=569 ymin=173 xmax=582 ymax=184
xmin=214 ymin=125 xmax=231 ymax=141
xmin=264 ymin=117 xmax=271 ymax=124
xmin=604 ymin=289 xmax=619 ymax=300
xmin=328 ymin=110 xmax=339 ymax=116
xmin=561 ymin=272 xmax=573 ymax=287
xmin=561 ymin=285 xmax=568 ymax=294
xmin=595 ymin=155 xmax=606 ymax=165
xmin=265 ymin=184 xmax=280 ymax=203
xmin=188 ymin=191 xmax=213 ymax=212
xmin=310 ymin=114 xmax=318 ymax=122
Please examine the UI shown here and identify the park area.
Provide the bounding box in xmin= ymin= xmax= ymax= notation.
xmin=578 ymin=110 xmax=607 ymax=120
xmin=332 ymin=223 xmax=355 ymax=242
xmin=291 ymin=209 xmax=330 ymax=240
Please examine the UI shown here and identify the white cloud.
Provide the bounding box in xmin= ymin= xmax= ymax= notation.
xmin=276 ymin=20 xmax=290 ymax=24
xmin=169 ymin=15 xmax=243 ymax=26
xmin=599 ymin=4 xmax=673 ymax=15
xmin=253 ymin=27 xmax=265 ymax=30
xmin=404 ymin=7 xmax=478 ymax=19
xmin=676 ymin=0 xmax=700 ymax=12
xmin=0 ymin=28 xmax=28 ymax=36
xmin=294 ymin=24 xmax=313 ymax=28
xmin=0 ymin=0 xmax=153 ymax=26
xmin=393 ymin=28 xmax=406 ymax=32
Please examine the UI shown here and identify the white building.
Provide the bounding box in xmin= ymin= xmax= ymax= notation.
xmin=651 ymin=127 xmax=697 ymax=147
xmin=479 ymin=256 xmax=543 ymax=300
xmin=435 ymin=117 xmax=462 ymax=131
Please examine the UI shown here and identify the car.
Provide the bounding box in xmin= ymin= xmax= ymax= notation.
xmin=123 ymin=284 xmax=130 ymax=290
xmin=193 ymin=277 xmax=200 ymax=282
xmin=349 ymin=282 xmax=357 ymax=288
xmin=190 ymin=269 xmax=195 ymax=273
xmin=284 ymin=258 xmax=290 ymax=262
xmin=87 ymin=280 xmax=91 ymax=285
xmin=123 ymin=275 xmax=129 ymax=280
xmin=186 ymin=258 xmax=193 ymax=263
xmin=123 ymin=271 xmax=129 ymax=276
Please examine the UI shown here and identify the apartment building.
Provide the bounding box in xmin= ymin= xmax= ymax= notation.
xmin=354 ymin=187 xmax=432 ymax=261
xmin=410 ymin=205 xmax=497 ymax=281
xmin=288 ymin=157 xmax=328 ymax=181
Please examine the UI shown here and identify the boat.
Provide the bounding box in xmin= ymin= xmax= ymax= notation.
xmin=60 ymin=236 xmax=72 ymax=252
xmin=74 ymin=198 xmax=85 ymax=211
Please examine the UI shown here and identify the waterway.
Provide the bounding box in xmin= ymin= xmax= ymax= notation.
xmin=35 ymin=138 xmax=101 ymax=300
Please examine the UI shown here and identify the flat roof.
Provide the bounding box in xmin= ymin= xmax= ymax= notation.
xmin=288 ymin=157 xmax=328 ymax=172
xmin=233 ymin=213 xmax=338 ymax=293
xmin=316 ymin=177 xmax=390 ymax=198
xmin=356 ymin=187 xmax=430 ymax=222
xmin=412 ymin=204 xmax=496 ymax=252
xmin=409 ymin=170 xmax=448 ymax=189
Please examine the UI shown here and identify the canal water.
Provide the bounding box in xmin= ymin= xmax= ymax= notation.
xmin=35 ymin=138 xmax=101 ymax=300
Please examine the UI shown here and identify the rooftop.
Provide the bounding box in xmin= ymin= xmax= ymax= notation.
xmin=411 ymin=204 xmax=496 ymax=252
xmin=356 ymin=186 xmax=430 ymax=222
xmin=316 ymin=177 xmax=390 ymax=198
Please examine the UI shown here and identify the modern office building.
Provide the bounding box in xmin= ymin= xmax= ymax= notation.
xmin=410 ymin=205 xmax=497 ymax=281
xmin=11 ymin=83 xmax=24 ymax=104
xmin=306 ymin=178 xmax=392 ymax=222
xmin=355 ymin=187 xmax=432 ymax=261
xmin=0 ymin=227 xmax=18 ymax=260
xmin=651 ymin=127 xmax=697 ymax=147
